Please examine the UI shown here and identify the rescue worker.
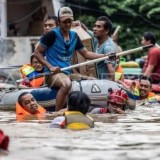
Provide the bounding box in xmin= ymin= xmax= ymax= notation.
xmin=90 ymin=88 xmax=129 ymax=114
xmin=16 ymin=92 xmax=46 ymax=121
xmin=19 ymin=54 xmax=45 ymax=88
xmin=50 ymin=91 xmax=94 ymax=130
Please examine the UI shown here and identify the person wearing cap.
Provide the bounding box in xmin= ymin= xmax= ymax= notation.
xmin=34 ymin=6 xmax=107 ymax=111
xmin=90 ymin=89 xmax=129 ymax=114
xmin=19 ymin=54 xmax=45 ymax=88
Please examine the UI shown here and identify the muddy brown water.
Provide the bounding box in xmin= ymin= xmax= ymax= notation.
xmin=1 ymin=104 xmax=160 ymax=160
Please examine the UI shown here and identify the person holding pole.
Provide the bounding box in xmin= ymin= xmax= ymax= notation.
xmin=34 ymin=7 xmax=106 ymax=111
xmin=73 ymin=17 xmax=117 ymax=80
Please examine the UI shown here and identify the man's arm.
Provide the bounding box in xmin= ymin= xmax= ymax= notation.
xmin=34 ymin=31 xmax=60 ymax=73
xmin=34 ymin=45 xmax=60 ymax=73
xmin=143 ymin=49 xmax=158 ymax=76
xmin=49 ymin=116 xmax=65 ymax=128
xmin=143 ymin=65 xmax=154 ymax=76
xmin=34 ymin=45 xmax=52 ymax=69
xmin=75 ymin=34 xmax=104 ymax=60
xmin=107 ymin=63 xmax=115 ymax=81
xmin=78 ymin=48 xmax=104 ymax=60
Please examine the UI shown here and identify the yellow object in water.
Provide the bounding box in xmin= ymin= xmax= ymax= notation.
xmin=120 ymin=61 xmax=139 ymax=68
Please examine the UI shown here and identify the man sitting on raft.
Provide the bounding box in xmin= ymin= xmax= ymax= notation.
xmin=16 ymin=92 xmax=46 ymax=121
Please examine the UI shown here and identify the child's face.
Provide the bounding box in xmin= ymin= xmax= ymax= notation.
xmin=108 ymin=101 xmax=124 ymax=114
xmin=31 ymin=57 xmax=43 ymax=72
xmin=21 ymin=94 xmax=38 ymax=114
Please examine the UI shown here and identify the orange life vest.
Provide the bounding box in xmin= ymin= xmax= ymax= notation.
xmin=30 ymin=77 xmax=45 ymax=87
xmin=20 ymin=64 xmax=44 ymax=87
xmin=115 ymin=65 xmax=124 ymax=80
xmin=146 ymin=92 xmax=160 ymax=102
xmin=147 ymin=92 xmax=156 ymax=100
xmin=16 ymin=102 xmax=46 ymax=122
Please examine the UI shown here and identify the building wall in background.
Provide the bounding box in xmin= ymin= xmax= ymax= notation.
xmin=0 ymin=37 xmax=39 ymax=79
xmin=0 ymin=0 xmax=62 ymax=80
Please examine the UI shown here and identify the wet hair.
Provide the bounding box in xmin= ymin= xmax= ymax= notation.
xmin=143 ymin=32 xmax=156 ymax=45
xmin=18 ymin=92 xmax=30 ymax=106
xmin=67 ymin=91 xmax=91 ymax=114
xmin=139 ymin=75 xmax=153 ymax=85
xmin=97 ymin=16 xmax=113 ymax=36
xmin=44 ymin=16 xmax=58 ymax=26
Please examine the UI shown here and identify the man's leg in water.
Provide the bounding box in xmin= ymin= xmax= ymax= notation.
xmin=45 ymin=73 xmax=71 ymax=111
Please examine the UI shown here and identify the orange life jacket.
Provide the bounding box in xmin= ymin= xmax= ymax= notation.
xmin=29 ymin=77 xmax=45 ymax=87
xmin=115 ymin=65 xmax=124 ymax=80
xmin=146 ymin=92 xmax=160 ymax=102
xmin=16 ymin=102 xmax=46 ymax=122
xmin=147 ymin=92 xmax=156 ymax=100
xmin=20 ymin=64 xmax=45 ymax=87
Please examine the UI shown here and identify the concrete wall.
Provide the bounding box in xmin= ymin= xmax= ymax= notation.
xmin=7 ymin=0 xmax=54 ymax=36
xmin=0 ymin=36 xmax=39 ymax=80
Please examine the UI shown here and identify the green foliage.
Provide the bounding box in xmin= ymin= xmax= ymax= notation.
xmin=78 ymin=15 xmax=96 ymax=29
xmin=147 ymin=7 xmax=160 ymax=18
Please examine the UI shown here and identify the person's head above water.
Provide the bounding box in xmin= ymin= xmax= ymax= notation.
xmin=67 ymin=91 xmax=91 ymax=115
xmin=107 ymin=88 xmax=128 ymax=113
xmin=139 ymin=75 xmax=152 ymax=99
xmin=18 ymin=92 xmax=38 ymax=114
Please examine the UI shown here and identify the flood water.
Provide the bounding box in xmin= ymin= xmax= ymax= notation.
xmin=1 ymin=104 xmax=160 ymax=160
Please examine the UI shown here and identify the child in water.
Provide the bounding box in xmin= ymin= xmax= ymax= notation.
xmin=50 ymin=91 xmax=94 ymax=130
